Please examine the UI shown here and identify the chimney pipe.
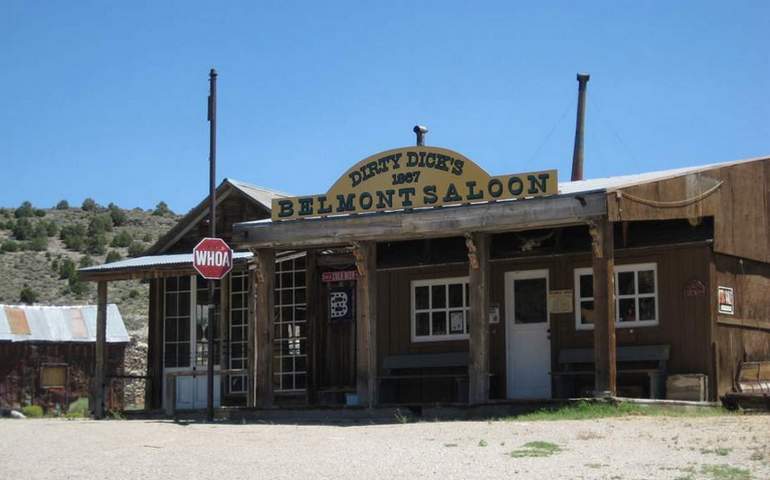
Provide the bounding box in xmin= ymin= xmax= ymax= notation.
xmin=413 ymin=125 xmax=428 ymax=146
xmin=571 ymin=73 xmax=590 ymax=181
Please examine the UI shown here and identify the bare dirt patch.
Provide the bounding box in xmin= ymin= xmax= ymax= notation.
xmin=1 ymin=414 xmax=768 ymax=479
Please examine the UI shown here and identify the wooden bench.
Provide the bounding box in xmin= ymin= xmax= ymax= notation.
xmin=378 ymin=352 xmax=469 ymax=403
xmin=552 ymin=345 xmax=670 ymax=399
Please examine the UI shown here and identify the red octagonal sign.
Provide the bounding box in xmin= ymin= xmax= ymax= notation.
xmin=193 ymin=237 xmax=233 ymax=280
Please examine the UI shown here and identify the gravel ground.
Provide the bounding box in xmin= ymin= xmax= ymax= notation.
xmin=1 ymin=415 xmax=769 ymax=479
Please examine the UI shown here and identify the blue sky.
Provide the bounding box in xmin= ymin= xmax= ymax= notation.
xmin=2 ymin=1 xmax=768 ymax=213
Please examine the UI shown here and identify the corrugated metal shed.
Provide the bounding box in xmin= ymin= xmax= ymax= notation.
xmin=79 ymin=251 xmax=253 ymax=274
xmin=0 ymin=304 xmax=129 ymax=343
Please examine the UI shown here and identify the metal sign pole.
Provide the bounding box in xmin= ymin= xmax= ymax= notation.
xmin=206 ymin=68 xmax=217 ymax=422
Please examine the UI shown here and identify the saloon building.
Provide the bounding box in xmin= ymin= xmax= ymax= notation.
xmin=80 ymin=136 xmax=770 ymax=416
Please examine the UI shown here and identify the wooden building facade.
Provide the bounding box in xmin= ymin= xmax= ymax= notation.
xmin=80 ymin=147 xmax=770 ymax=416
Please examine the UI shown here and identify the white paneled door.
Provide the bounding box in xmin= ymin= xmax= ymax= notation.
xmin=505 ymin=270 xmax=552 ymax=399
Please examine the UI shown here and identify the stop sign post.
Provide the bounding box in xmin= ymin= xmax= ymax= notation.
xmin=193 ymin=237 xmax=233 ymax=280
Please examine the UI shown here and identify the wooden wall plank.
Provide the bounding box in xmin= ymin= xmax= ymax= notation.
xmin=255 ymin=249 xmax=275 ymax=407
xmin=468 ymin=233 xmax=490 ymax=404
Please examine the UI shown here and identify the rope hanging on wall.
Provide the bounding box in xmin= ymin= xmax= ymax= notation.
xmin=617 ymin=180 xmax=724 ymax=208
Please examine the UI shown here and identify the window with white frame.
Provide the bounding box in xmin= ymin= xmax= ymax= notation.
xmin=273 ymin=255 xmax=307 ymax=393
xmin=228 ymin=270 xmax=248 ymax=394
xmin=574 ymin=263 xmax=659 ymax=330
xmin=411 ymin=277 xmax=470 ymax=342
xmin=164 ymin=276 xmax=192 ymax=368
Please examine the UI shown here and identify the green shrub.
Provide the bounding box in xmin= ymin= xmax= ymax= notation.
xmin=111 ymin=230 xmax=133 ymax=248
xmin=19 ymin=285 xmax=39 ymax=304
xmin=33 ymin=209 xmax=46 ymax=217
xmin=59 ymin=258 xmax=77 ymax=280
xmin=86 ymin=233 xmax=108 ymax=255
xmin=68 ymin=277 xmax=90 ymax=296
xmin=1 ymin=239 xmax=19 ymax=252
xmin=142 ymin=233 xmax=153 ymax=243
xmin=21 ymin=405 xmax=44 ymax=418
xmin=152 ymin=201 xmax=173 ymax=216
xmin=128 ymin=289 xmax=139 ymax=299
xmin=108 ymin=203 xmax=128 ymax=227
xmin=60 ymin=224 xmax=87 ymax=251
xmin=12 ymin=217 xmax=34 ymax=240
xmin=81 ymin=198 xmax=98 ymax=211
xmin=88 ymin=214 xmax=113 ymax=235
xmin=27 ymin=235 xmax=48 ymax=252
xmin=14 ymin=201 xmax=35 ymax=218
xmin=67 ymin=397 xmax=89 ymax=418
xmin=44 ymin=221 xmax=58 ymax=237
xmin=106 ymin=250 xmax=122 ymax=263
xmin=127 ymin=241 xmax=145 ymax=258
xmin=56 ymin=200 xmax=70 ymax=210
xmin=79 ymin=255 xmax=94 ymax=268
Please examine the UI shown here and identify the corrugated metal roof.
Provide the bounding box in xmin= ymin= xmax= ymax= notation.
xmin=227 ymin=178 xmax=289 ymax=208
xmin=80 ymin=251 xmax=253 ymax=273
xmin=0 ymin=304 xmax=129 ymax=343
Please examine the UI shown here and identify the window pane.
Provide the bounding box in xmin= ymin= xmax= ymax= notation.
xmin=415 ymin=286 xmax=429 ymax=310
xmin=639 ymin=297 xmax=656 ymax=321
xmin=164 ymin=318 xmax=176 ymax=341
xmin=415 ymin=312 xmax=430 ymax=336
xmin=164 ymin=344 xmax=178 ymax=367
xmin=179 ymin=293 xmax=191 ymax=315
xmin=638 ymin=270 xmax=655 ymax=294
xmin=579 ymin=274 xmax=593 ymax=298
xmin=294 ymin=271 xmax=306 ymax=286
xmin=431 ymin=285 xmax=446 ymax=308
xmin=618 ymin=271 xmax=635 ymax=295
xmin=280 ymin=288 xmax=293 ymax=305
xmin=449 ymin=310 xmax=464 ymax=333
xmin=580 ymin=300 xmax=594 ymax=325
xmin=178 ymin=343 xmax=191 ymax=367
xmin=179 ymin=276 xmax=190 ymax=290
xmin=295 ymin=287 xmax=306 ymax=304
xmin=432 ymin=311 xmax=447 ymax=335
xmin=514 ymin=278 xmax=547 ymax=324
xmin=448 ymin=283 xmax=464 ymax=308
xmin=618 ymin=298 xmax=636 ymax=322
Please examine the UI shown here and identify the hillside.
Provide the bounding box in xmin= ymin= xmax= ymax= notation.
xmin=0 ymin=200 xmax=181 ymax=400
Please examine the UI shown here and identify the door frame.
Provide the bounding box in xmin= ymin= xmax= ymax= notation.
xmin=504 ymin=268 xmax=551 ymax=399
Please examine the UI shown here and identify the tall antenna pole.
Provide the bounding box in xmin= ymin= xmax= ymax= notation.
xmin=206 ymin=68 xmax=217 ymax=422
xmin=571 ymin=73 xmax=590 ymax=181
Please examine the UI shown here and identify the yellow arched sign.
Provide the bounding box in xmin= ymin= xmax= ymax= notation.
xmin=272 ymin=146 xmax=558 ymax=221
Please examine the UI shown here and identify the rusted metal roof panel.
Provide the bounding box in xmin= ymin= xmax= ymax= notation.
xmin=0 ymin=304 xmax=129 ymax=343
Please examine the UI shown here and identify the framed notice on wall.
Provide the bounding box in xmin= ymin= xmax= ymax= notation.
xmin=718 ymin=286 xmax=735 ymax=315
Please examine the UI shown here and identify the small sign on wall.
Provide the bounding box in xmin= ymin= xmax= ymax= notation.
xmin=322 ymin=270 xmax=358 ymax=282
xmin=488 ymin=304 xmax=500 ymax=324
xmin=329 ymin=286 xmax=354 ymax=322
xmin=718 ymin=286 xmax=735 ymax=315
xmin=548 ymin=289 xmax=574 ymax=314
xmin=684 ymin=279 xmax=706 ymax=297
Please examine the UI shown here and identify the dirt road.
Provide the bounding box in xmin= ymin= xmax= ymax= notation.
xmin=1 ymin=415 xmax=768 ymax=479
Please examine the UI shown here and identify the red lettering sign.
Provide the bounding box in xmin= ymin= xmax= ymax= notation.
xmin=193 ymin=237 xmax=233 ymax=280
xmin=321 ymin=270 xmax=358 ymax=282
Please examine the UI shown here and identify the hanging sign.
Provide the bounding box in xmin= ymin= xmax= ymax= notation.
xmin=548 ymin=289 xmax=574 ymax=314
xmin=321 ymin=270 xmax=358 ymax=282
xmin=329 ymin=286 xmax=354 ymax=322
xmin=272 ymin=146 xmax=558 ymax=221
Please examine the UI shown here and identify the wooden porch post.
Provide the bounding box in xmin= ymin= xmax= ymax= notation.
xmin=246 ymin=262 xmax=257 ymax=407
xmin=255 ymin=249 xmax=275 ymax=408
xmin=93 ymin=281 xmax=108 ymax=419
xmin=353 ymin=242 xmax=377 ymax=407
xmin=467 ymin=232 xmax=490 ymax=404
xmin=305 ymin=251 xmax=319 ymax=405
xmin=219 ymin=272 xmax=231 ymax=405
xmin=589 ymin=217 xmax=617 ymax=396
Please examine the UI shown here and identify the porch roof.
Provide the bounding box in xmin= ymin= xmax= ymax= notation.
xmin=79 ymin=251 xmax=253 ymax=282
xmin=232 ymin=189 xmax=608 ymax=250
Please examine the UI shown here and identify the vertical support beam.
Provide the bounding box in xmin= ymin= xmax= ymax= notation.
xmin=93 ymin=281 xmax=108 ymax=419
xmin=589 ymin=217 xmax=617 ymax=396
xmin=255 ymin=249 xmax=275 ymax=408
xmin=305 ymin=251 xmax=319 ymax=405
xmin=219 ymin=272 xmax=231 ymax=405
xmin=467 ymin=232 xmax=490 ymax=404
xmin=147 ymin=279 xmax=164 ymax=410
xmin=353 ymin=242 xmax=377 ymax=407
xmin=246 ymin=262 xmax=257 ymax=407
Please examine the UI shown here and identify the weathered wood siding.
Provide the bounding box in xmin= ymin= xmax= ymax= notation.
xmin=608 ymin=157 xmax=770 ymax=263
xmin=374 ymin=242 xmax=714 ymax=401
xmin=0 ymin=343 xmax=126 ymax=412
xmin=713 ymin=254 xmax=770 ymax=398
